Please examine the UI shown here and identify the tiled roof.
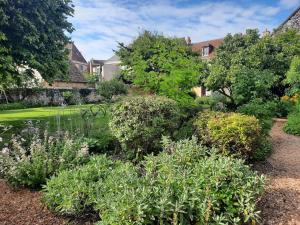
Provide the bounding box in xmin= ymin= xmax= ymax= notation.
xmin=66 ymin=43 xmax=87 ymax=63
xmin=278 ymin=5 xmax=300 ymax=29
xmin=191 ymin=38 xmax=224 ymax=59
xmin=191 ymin=38 xmax=224 ymax=52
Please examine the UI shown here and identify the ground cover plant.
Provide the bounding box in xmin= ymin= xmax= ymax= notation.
xmin=43 ymin=138 xmax=265 ymax=225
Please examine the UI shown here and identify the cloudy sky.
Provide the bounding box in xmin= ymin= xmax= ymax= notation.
xmin=69 ymin=0 xmax=300 ymax=60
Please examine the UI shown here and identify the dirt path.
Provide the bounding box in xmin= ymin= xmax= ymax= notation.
xmin=256 ymin=120 xmax=300 ymax=225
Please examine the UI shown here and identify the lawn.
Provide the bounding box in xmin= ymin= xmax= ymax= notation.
xmin=0 ymin=104 xmax=110 ymax=146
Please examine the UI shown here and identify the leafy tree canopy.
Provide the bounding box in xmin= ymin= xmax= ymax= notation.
xmin=205 ymin=28 xmax=300 ymax=108
xmin=285 ymin=56 xmax=300 ymax=95
xmin=0 ymin=0 xmax=74 ymax=88
xmin=116 ymin=31 xmax=206 ymax=104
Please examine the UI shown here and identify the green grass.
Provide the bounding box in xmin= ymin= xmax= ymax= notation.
xmin=0 ymin=104 xmax=111 ymax=146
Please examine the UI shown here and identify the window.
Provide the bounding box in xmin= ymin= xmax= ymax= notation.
xmin=202 ymin=46 xmax=210 ymax=56
xmin=80 ymin=65 xmax=84 ymax=71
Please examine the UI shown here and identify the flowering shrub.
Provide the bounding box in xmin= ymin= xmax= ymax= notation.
xmin=43 ymin=138 xmax=265 ymax=224
xmin=109 ymin=96 xmax=181 ymax=160
xmin=194 ymin=111 xmax=262 ymax=158
xmin=0 ymin=131 xmax=89 ymax=188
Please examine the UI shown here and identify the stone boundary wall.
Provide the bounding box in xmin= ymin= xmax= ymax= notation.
xmin=0 ymin=88 xmax=102 ymax=105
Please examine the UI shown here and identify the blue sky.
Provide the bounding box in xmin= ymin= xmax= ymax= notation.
xmin=69 ymin=0 xmax=300 ymax=60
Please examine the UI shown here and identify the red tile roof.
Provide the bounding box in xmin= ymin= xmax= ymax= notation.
xmin=191 ymin=38 xmax=224 ymax=59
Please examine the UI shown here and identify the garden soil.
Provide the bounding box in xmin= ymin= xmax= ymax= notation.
xmin=0 ymin=120 xmax=299 ymax=225
xmin=255 ymin=120 xmax=300 ymax=225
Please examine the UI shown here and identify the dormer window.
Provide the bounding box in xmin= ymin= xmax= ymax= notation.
xmin=202 ymin=46 xmax=210 ymax=56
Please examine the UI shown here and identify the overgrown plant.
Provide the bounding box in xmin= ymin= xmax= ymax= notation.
xmin=43 ymin=138 xmax=265 ymax=224
xmin=109 ymin=96 xmax=181 ymax=160
xmin=0 ymin=131 xmax=89 ymax=188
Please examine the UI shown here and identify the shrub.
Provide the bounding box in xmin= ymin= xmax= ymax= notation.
xmin=43 ymin=138 xmax=265 ymax=224
xmin=237 ymin=99 xmax=277 ymax=134
xmin=109 ymin=96 xmax=181 ymax=159
xmin=284 ymin=102 xmax=300 ymax=136
xmin=42 ymin=155 xmax=117 ymax=215
xmin=0 ymin=102 xmax=26 ymax=111
xmin=0 ymin=132 xmax=89 ymax=188
xmin=97 ymin=79 xmax=128 ymax=102
xmin=194 ymin=111 xmax=262 ymax=157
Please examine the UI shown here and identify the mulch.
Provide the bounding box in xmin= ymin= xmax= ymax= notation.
xmin=0 ymin=180 xmax=68 ymax=225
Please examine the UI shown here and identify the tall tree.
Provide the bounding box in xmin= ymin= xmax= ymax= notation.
xmin=0 ymin=0 xmax=74 ymax=88
xmin=116 ymin=31 xmax=206 ymax=104
xmin=205 ymin=28 xmax=300 ymax=108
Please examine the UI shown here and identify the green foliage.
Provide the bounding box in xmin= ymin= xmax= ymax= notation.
xmin=205 ymin=29 xmax=300 ymax=108
xmin=285 ymin=56 xmax=300 ymax=95
xmin=116 ymin=31 xmax=205 ymax=103
xmin=194 ymin=111 xmax=262 ymax=157
xmin=43 ymin=138 xmax=265 ymax=224
xmin=0 ymin=102 xmax=26 ymax=111
xmin=97 ymin=79 xmax=128 ymax=102
xmin=284 ymin=102 xmax=300 ymax=136
xmin=109 ymin=96 xmax=181 ymax=159
xmin=0 ymin=132 xmax=89 ymax=188
xmin=0 ymin=0 xmax=74 ymax=84
xmin=252 ymin=138 xmax=272 ymax=161
xmin=42 ymin=155 xmax=117 ymax=214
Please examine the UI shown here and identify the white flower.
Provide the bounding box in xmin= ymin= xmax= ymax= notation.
xmin=78 ymin=144 xmax=89 ymax=157
xmin=0 ymin=137 xmax=2 ymax=142
xmin=1 ymin=147 xmax=10 ymax=155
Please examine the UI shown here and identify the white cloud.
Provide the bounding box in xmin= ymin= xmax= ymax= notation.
xmin=279 ymin=0 xmax=300 ymax=8
xmin=70 ymin=0 xmax=282 ymax=60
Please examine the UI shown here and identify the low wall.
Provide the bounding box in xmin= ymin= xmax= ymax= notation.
xmin=0 ymin=88 xmax=102 ymax=105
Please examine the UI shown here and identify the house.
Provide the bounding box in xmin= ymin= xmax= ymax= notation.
xmin=102 ymin=55 xmax=122 ymax=81
xmin=87 ymin=55 xmax=122 ymax=81
xmin=43 ymin=43 xmax=91 ymax=89
xmin=190 ymin=38 xmax=224 ymax=60
xmin=277 ymin=5 xmax=300 ymax=32
xmin=188 ymin=38 xmax=224 ymax=96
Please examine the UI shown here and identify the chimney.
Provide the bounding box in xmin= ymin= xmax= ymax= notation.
xmin=186 ymin=36 xmax=191 ymax=45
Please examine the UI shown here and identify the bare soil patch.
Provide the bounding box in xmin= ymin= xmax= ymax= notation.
xmin=255 ymin=120 xmax=300 ymax=225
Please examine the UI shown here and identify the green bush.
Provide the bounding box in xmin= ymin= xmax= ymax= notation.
xmin=43 ymin=138 xmax=265 ymax=224
xmin=0 ymin=133 xmax=89 ymax=188
xmin=97 ymin=79 xmax=128 ymax=102
xmin=194 ymin=111 xmax=262 ymax=158
xmin=109 ymin=96 xmax=181 ymax=159
xmin=284 ymin=112 xmax=300 ymax=136
xmin=42 ymin=155 xmax=117 ymax=214
xmin=0 ymin=102 xmax=26 ymax=111
xmin=284 ymin=102 xmax=300 ymax=136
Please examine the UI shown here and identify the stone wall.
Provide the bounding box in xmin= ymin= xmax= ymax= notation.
xmin=0 ymin=88 xmax=102 ymax=105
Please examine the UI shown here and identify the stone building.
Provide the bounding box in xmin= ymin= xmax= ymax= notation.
xmin=43 ymin=43 xmax=91 ymax=89
xmin=277 ymin=5 xmax=300 ymax=31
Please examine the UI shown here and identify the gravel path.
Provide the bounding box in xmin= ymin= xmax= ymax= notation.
xmin=256 ymin=120 xmax=300 ymax=225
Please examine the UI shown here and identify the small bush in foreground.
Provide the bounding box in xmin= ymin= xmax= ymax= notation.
xmin=43 ymin=138 xmax=265 ymax=224
xmin=0 ymin=132 xmax=89 ymax=188
xmin=194 ymin=111 xmax=262 ymax=158
xmin=109 ymin=96 xmax=181 ymax=160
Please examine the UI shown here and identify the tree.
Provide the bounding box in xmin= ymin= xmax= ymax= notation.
xmin=116 ymin=31 xmax=206 ymax=104
xmin=0 ymin=0 xmax=74 ymax=86
xmin=285 ymin=56 xmax=300 ymax=95
xmin=205 ymin=29 xmax=300 ymax=108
